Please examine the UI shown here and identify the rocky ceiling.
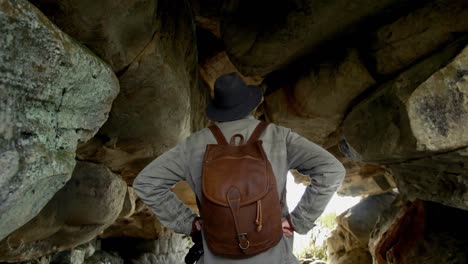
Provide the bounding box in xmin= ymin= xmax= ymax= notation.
xmin=0 ymin=0 xmax=467 ymax=263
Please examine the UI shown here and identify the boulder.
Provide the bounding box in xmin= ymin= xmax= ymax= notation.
xmin=118 ymin=187 xmax=138 ymax=219
xmin=83 ymin=251 xmax=123 ymax=264
xmin=191 ymin=0 xmax=222 ymax=37
xmin=370 ymin=0 xmax=468 ymax=75
xmin=328 ymin=248 xmax=372 ymax=264
xmin=100 ymin=201 xmax=162 ymax=240
xmin=50 ymin=242 xmax=96 ymax=264
xmin=0 ymin=162 xmax=127 ymax=262
xmin=101 ymin=182 xmax=197 ymax=239
xmin=342 ymin=41 xmax=468 ymax=163
xmin=74 ymin=0 xmax=207 ymax=183
xmin=200 ymin=51 xmax=263 ymax=91
xmin=389 ymin=148 xmax=468 ymax=211
xmin=327 ymin=193 xmax=396 ymax=264
xmin=338 ymin=160 xmax=395 ymax=197
xmin=265 ymin=50 xmax=375 ymax=144
xmin=0 ymin=0 xmax=119 ymax=241
xmin=221 ymin=0 xmax=410 ymax=76
xmin=342 ymin=42 xmax=468 ymax=210
xmin=19 ymin=256 xmax=50 ymax=264
xmin=132 ymin=233 xmax=191 ymax=264
xmin=370 ymin=199 xmax=468 ymax=264
xmin=32 ymin=0 xmax=159 ymax=73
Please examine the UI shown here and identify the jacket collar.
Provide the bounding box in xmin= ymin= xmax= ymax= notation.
xmin=216 ymin=115 xmax=256 ymax=124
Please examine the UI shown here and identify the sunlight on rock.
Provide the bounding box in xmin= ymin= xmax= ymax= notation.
xmin=286 ymin=172 xmax=361 ymax=258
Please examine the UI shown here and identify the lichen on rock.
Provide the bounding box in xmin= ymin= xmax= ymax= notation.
xmin=0 ymin=0 xmax=119 ymax=242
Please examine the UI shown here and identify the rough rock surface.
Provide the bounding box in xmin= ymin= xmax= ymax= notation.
xmin=389 ymin=149 xmax=468 ymax=211
xmin=326 ymin=145 xmax=397 ymax=197
xmin=265 ymin=50 xmax=375 ymax=144
xmin=342 ymin=41 xmax=468 ymax=163
xmin=101 ymin=182 xmax=197 ymax=239
xmin=3 ymin=0 xmax=468 ymax=263
xmin=74 ymin=0 xmax=205 ymax=184
xmin=83 ymin=251 xmax=123 ymax=264
xmin=370 ymin=0 xmax=468 ymax=75
xmin=0 ymin=162 xmax=127 ymax=262
xmin=338 ymin=160 xmax=395 ymax=197
xmin=132 ymin=233 xmax=191 ymax=264
xmin=327 ymin=193 xmax=396 ymax=264
xmin=342 ymin=43 xmax=468 ymax=210
xmin=370 ymin=199 xmax=468 ymax=264
xmin=0 ymin=0 xmax=119 ymax=242
xmin=31 ymin=0 xmax=158 ymax=73
xmin=200 ymin=51 xmax=263 ymax=91
xmin=100 ymin=200 xmax=161 ymax=240
xmin=50 ymin=242 xmax=96 ymax=264
xmin=221 ymin=0 xmax=410 ymax=76
xmin=191 ymin=0 xmax=222 ymax=37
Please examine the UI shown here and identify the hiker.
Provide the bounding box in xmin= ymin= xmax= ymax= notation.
xmin=133 ymin=72 xmax=346 ymax=264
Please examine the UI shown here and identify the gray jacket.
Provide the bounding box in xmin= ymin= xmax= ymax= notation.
xmin=133 ymin=116 xmax=346 ymax=264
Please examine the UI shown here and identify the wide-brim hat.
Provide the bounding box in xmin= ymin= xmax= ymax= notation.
xmin=206 ymin=72 xmax=263 ymax=122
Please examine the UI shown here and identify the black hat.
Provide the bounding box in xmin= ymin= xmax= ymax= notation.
xmin=206 ymin=73 xmax=263 ymax=122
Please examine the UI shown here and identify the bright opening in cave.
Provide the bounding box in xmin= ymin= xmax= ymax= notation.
xmin=286 ymin=172 xmax=361 ymax=258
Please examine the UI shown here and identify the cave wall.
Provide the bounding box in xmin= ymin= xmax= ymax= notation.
xmin=1 ymin=0 xmax=467 ymax=262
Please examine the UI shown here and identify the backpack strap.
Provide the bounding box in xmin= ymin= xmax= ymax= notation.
xmin=208 ymin=125 xmax=228 ymax=145
xmin=247 ymin=122 xmax=269 ymax=143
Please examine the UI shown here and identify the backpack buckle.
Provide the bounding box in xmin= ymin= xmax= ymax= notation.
xmin=237 ymin=233 xmax=250 ymax=250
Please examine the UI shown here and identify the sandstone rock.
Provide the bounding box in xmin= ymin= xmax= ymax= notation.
xmin=83 ymin=251 xmax=123 ymax=264
xmin=20 ymin=256 xmax=50 ymax=264
xmin=99 ymin=21 xmax=192 ymax=157
xmin=342 ymin=41 xmax=468 ymax=163
xmin=200 ymin=51 xmax=263 ymax=91
xmin=329 ymin=248 xmax=372 ymax=264
xmin=327 ymin=223 xmax=372 ymax=264
xmin=389 ymin=148 xmax=468 ymax=210
xmin=265 ymin=50 xmax=375 ymax=144
xmin=76 ymin=0 xmax=206 ymax=183
xmin=221 ymin=0 xmax=409 ymax=76
xmin=291 ymin=151 xmax=396 ymax=198
xmin=0 ymin=0 xmax=119 ymax=242
xmin=191 ymin=0 xmax=222 ymax=37
xmin=118 ymin=187 xmax=138 ymax=219
xmin=100 ymin=201 xmax=162 ymax=240
xmin=371 ymin=0 xmax=468 ymax=75
xmin=342 ymin=42 xmax=468 ymax=210
xmin=51 ymin=248 xmax=87 ymax=264
xmin=338 ymin=159 xmax=396 ymax=197
xmin=32 ymin=0 xmax=159 ymax=73
xmin=101 ymin=181 xmax=199 ymax=239
xmin=290 ymin=169 xmax=311 ymax=186
xmin=339 ymin=193 xmax=396 ymax=246
xmin=369 ymin=199 xmax=468 ymax=264
xmin=407 ymin=47 xmax=468 ymax=152
xmin=171 ymin=181 xmax=198 ymax=213
xmin=132 ymin=233 xmax=190 ymax=264
xmin=327 ymin=193 xmax=396 ymax=264
xmin=0 ymin=162 xmax=127 ymax=262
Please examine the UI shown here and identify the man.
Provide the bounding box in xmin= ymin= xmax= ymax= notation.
xmin=133 ymin=72 xmax=346 ymax=263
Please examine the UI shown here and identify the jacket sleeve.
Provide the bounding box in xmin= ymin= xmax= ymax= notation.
xmin=132 ymin=141 xmax=196 ymax=235
xmin=286 ymin=129 xmax=346 ymax=234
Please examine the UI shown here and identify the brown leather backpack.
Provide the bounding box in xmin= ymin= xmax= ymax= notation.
xmin=201 ymin=122 xmax=283 ymax=258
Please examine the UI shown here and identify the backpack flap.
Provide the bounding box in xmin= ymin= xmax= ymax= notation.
xmin=202 ymin=142 xmax=270 ymax=207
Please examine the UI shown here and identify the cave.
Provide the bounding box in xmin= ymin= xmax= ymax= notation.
xmin=1 ymin=0 xmax=467 ymax=263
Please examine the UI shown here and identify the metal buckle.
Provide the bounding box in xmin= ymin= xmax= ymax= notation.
xmin=237 ymin=233 xmax=250 ymax=250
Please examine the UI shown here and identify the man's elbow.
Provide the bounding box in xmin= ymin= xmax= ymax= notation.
xmin=325 ymin=156 xmax=346 ymax=186
xmin=132 ymin=174 xmax=146 ymax=197
xmin=333 ymin=160 xmax=346 ymax=185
